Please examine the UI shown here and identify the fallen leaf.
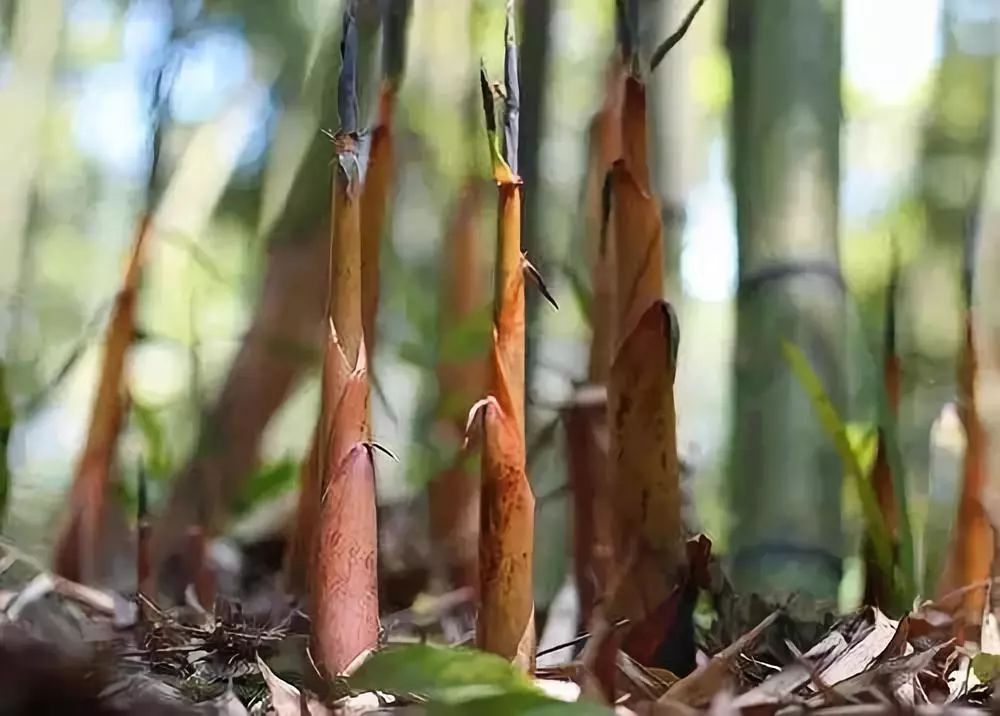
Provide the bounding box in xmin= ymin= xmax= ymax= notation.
xmin=982 ymin=612 xmax=1000 ymax=654
xmin=658 ymin=611 xmax=779 ymax=708
xmin=971 ymin=652 xmax=1000 ymax=684
xmin=349 ymin=643 xmax=537 ymax=703
xmin=804 ymin=641 xmax=952 ymax=707
xmin=815 ymin=608 xmax=900 ymax=688
xmin=256 ymin=653 xmax=331 ymax=716
xmin=212 ymin=687 xmax=250 ymax=716
xmin=535 ymin=678 xmax=583 ymax=702
xmin=733 ymin=629 xmax=848 ymax=709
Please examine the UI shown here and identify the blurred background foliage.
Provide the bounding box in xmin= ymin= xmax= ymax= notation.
xmin=1 ymin=0 xmax=999 ymax=614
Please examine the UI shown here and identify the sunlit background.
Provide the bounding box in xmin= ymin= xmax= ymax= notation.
xmin=1 ymin=0 xmax=999 ymax=612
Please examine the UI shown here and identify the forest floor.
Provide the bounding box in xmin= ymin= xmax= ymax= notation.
xmin=0 ymin=538 xmax=994 ymax=715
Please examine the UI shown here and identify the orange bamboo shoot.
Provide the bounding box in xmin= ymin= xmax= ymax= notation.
xmin=864 ymin=280 xmax=901 ymax=608
xmin=428 ymin=184 xmax=486 ymax=589
xmin=474 ymin=170 xmax=535 ymax=669
xmin=312 ymin=329 xmax=376 ymax=673
xmin=474 ymin=24 xmax=535 ymax=666
xmin=569 ymin=58 xmax=624 ymax=628
xmin=290 ymin=6 xmax=378 ymax=669
xmin=284 ymin=131 xmax=364 ymax=595
xmin=607 ymin=77 xmax=684 ymax=659
xmin=53 ymin=215 xmax=152 ymax=584
xmin=360 ymin=85 xmax=395 ymax=366
xmin=952 ymin=313 xmax=992 ymax=625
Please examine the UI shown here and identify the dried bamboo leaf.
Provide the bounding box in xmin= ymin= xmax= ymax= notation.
xmin=649 ymin=0 xmax=708 ymax=71
xmin=733 ymin=629 xmax=849 ymax=709
xmin=657 ymin=611 xmax=779 ymax=708
xmin=804 ymin=641 xmax=951 ymax=708
xmin=53 ymin=214 xmax=152 ymax=584
xmin=815 ymin=609 xmax=903 ymax=688
xmin=257 ymin=649 xmax=332 ymax=716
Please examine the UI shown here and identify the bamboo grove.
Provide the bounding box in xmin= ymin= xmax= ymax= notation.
xmin=38 ymin=0 xmax=998 ymax=701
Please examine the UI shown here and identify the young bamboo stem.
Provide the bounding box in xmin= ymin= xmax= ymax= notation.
xmin=605 ymin=44 xmax=684 ymax=666
xmin=429 ymin=182 xmax=486 ymax=589
xmin=864 ymin=261 xmax=901 ymax=608
xmin=473 ymin=3 xmax=535 ymax=671
xmin=568 ymin=57 xmax=624 ymax=631
xmin=360 ymin=0 xmax=411 ymax=365
xmin=53 ymin=215 xmax=152 ymax=583
xmin=311 ymin=1 xmax=379 ymax=675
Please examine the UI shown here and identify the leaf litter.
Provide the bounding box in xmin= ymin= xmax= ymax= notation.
xmin=2 ymin=524 xmax=999 ymax=716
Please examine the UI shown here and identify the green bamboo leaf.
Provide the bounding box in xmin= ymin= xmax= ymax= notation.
xmin=562 ymin=261 xmax=592 ymax=326
xmin=872 ymin=251 xmax=916 ymax=604
xmin=874 ymin=366 xmax=916 ymax=604
xmin=845 ymin=422 xmax=878 ymax=473
xmin=439 ymin=304 xmax=492 ymax=363
xmin=132 ymin=400 xmax=171 ymax=478
xmin=349 ymin=645 xmax=537 ymax=703
xmin=428 ymin=693 xmax=613 ymax=716
xmin=235 ymin=459 xmax=298 ymax=516
xmin=398 ymin=339 xmax=433 ymax=369
xmin=479 ymin=64 xmax=510 ymax=177
xmin=972 ymin=652 xmax=1000 ymax=683
xmin=781 ymin=340 xmax=894 ymax=582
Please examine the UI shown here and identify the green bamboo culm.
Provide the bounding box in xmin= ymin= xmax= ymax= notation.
xmin=726 ymin=0 xmax=846 ymax=608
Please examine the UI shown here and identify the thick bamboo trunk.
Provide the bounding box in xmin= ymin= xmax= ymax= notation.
xmin=727 ymin=0 xmax=845 ymax=603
